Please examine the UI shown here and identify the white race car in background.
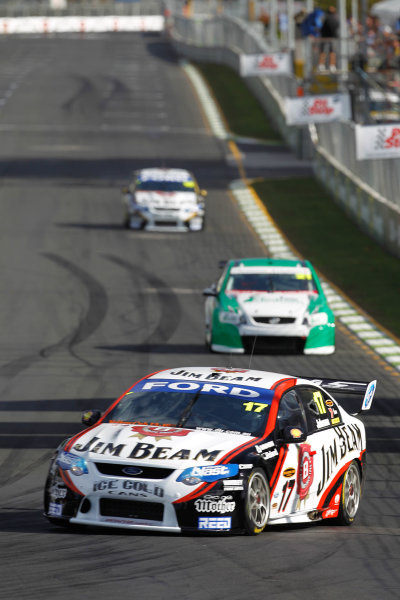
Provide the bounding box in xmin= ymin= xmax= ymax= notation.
xmin=122 ymin=168 xmax=206 ymax=232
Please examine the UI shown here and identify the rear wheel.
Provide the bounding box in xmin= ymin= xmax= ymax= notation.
xmin=336 ymin=461 xmax=362 ymax=525
xmin=244 ymin=468 xmax=270 ymax=535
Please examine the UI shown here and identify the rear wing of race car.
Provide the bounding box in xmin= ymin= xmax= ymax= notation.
xmin=302 ymin=377 xmax=377 ymax=415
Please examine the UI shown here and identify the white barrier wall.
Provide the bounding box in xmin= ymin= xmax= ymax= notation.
xmin=0 ymin=15 xmax=164 ymax=34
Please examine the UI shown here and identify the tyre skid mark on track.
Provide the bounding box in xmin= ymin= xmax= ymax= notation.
xmin=0 ymin=448 xmax=54 ymax=489
xmin=40 ymin=253 xmax=109 ymax=366
xmin=0 ymin=253 xmax=109 ymax=378
xmin=103 ymin=254 xmax=181 ymax=352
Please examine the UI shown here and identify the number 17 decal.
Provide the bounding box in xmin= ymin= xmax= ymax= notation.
xmin=278 ymin=479 xmax=295 ymax=512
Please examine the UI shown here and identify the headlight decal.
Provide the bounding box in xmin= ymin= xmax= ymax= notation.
xmin=219 ymin=310 xmax=244 ymax=325
xmin=57 ymin=451 xmax=88 ymax=476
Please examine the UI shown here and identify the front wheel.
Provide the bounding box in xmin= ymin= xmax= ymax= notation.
xmin=205 ymin=320 xmax=213 ymax=352
xmin=244 ymin=468 xmax=270 ymax=535
xmin=336 ymin=461 xmax=362 ymax=525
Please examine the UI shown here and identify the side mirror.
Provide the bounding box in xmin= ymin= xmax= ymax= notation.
xmin=81 ymin=410 xmax=102 ymax=427
xmin=278 ymin=426 xmax=307 ymax=444
xmin=200 ymin=189 xmax=207 ymax=197
xmin=203 ymin=285 xmax=217 ymax=297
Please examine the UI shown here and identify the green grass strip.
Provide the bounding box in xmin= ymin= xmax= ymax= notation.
xmin=197 ymin=62 xmax=400 ymax=338
xmin=195 ymin=62 xmax=282 ymax=141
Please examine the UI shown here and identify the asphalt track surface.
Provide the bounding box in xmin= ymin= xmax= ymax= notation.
xmin=0 ymin=32 xmax=399 ymax=600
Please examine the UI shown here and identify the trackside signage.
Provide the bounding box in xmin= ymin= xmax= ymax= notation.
xmin=355 ymin=124 xmax=400 ymax=160
xmin=285 ymin=94 xmax=351 ymax=125
xmin=0 ymin=16 xmax=164 ymax=35
xmin=240 ymin=53 xmax=292 ymax=77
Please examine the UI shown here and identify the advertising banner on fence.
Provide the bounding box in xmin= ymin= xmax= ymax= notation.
xmin=284 ymin=94 xmax=351 ymax=125
xmin=0 ymin=15 xmax=164 ymax=34
xmin=355 ymin=124 xmax=400 ymax=160
xmin=240 ymin=53 xmax=292 ymax=77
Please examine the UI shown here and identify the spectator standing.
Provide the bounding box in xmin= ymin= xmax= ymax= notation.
xmin=394 ymin=15 xmax=400 ymax=40
xmin=300 ymin=7 xmax=324 ymax=38
xmin=318 ymin=6 xmax=339 ymax=72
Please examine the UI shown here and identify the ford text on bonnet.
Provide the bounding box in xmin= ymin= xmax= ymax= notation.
xmin=44 ymin=367 xmax=376 ymax=534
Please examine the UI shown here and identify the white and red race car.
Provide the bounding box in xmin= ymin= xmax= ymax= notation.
xmin=44 ymin=367 xmax=376 ymax=535
xmin=121 ymin=168 xmax=206 ymax=232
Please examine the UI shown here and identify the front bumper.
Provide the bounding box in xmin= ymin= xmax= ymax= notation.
xmin=70 ymin=494 xmax=181 ymax=532
xmin=44 ymin=461 xmax=245 ymax=534
xmin=127 ymin=208 xmax=203 ymax=232
xmin=211 ymin=320 xmax=335 ymax=355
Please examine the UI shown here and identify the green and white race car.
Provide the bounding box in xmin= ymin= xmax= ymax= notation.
xmin=203 ymin=258 xmax=335 ymax=355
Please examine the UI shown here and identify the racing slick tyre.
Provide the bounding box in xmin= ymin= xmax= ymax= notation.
xmin=336 ymin=460 xmax=362 ymax=525
xmin=244 ymin=468 xmax=270 ymax=535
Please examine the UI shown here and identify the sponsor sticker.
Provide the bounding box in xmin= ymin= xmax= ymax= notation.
xmin=362 ymin=380 xmax=376 ymax=411
xmin=290 ymin=428 xmax=303 ymax=439
xmin=198 ymin=517 xmax=232 ymax=530
xmin=223 ymin=479 xmax=244 ymax=491
xmin=297 ymin=443 xmax=316 ymax=500
xmin=322 ymin=508 xmax=338 ymax=519
xmin=260 ymin=449 xmax=279 ymax=460
xmin=48 ymin=502 xmax=63 ymax=516
xmin=211 ymin=368 xmax=247 ymax=373
xmin=283 ymin=468 xmax=296 ymax=478
xmin=255 ymin=441 xmax=274 ymax=452
xmin=133 ymin=379 xmax=270 ymax=400
xmin=178 ymin=464 xmax=239 ymax=483
xmin=92 ymin=479 xmax=164 ymax=497
xmin=130 ymin=425 xmax=191 ymax=440
xmin=316 ymin=419 xmax=330 ymax=429
xmin=49 ymin=485 xmax=67 ymax=500
xmin=194 ymin=495 xmax=235 ymax=514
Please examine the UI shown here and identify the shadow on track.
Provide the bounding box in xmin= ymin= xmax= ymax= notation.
xmin=96 ymin=343 xmax=208 ymax=354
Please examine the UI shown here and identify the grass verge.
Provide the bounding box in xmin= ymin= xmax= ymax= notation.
xmin=195 ymin=63 xmax=282 ymax=141
xmin=196 ymin=62 xmax=400 ymax=339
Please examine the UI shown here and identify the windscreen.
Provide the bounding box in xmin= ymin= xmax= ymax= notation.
xmin=135 ymin=180 xmax=195 ymax=192
xmin=104 ymin=381 xmax=274 ymax=437
xmin=226 ymin=272 xmax=317 ymax=293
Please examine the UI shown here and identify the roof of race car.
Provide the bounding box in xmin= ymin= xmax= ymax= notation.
xmin=227 ymin=258 xmax=309 ymax=269
xmin=141 ymin=366 xmax=304 ymax=391
xmin=136 ymin=168 xmax=193 ymax=182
